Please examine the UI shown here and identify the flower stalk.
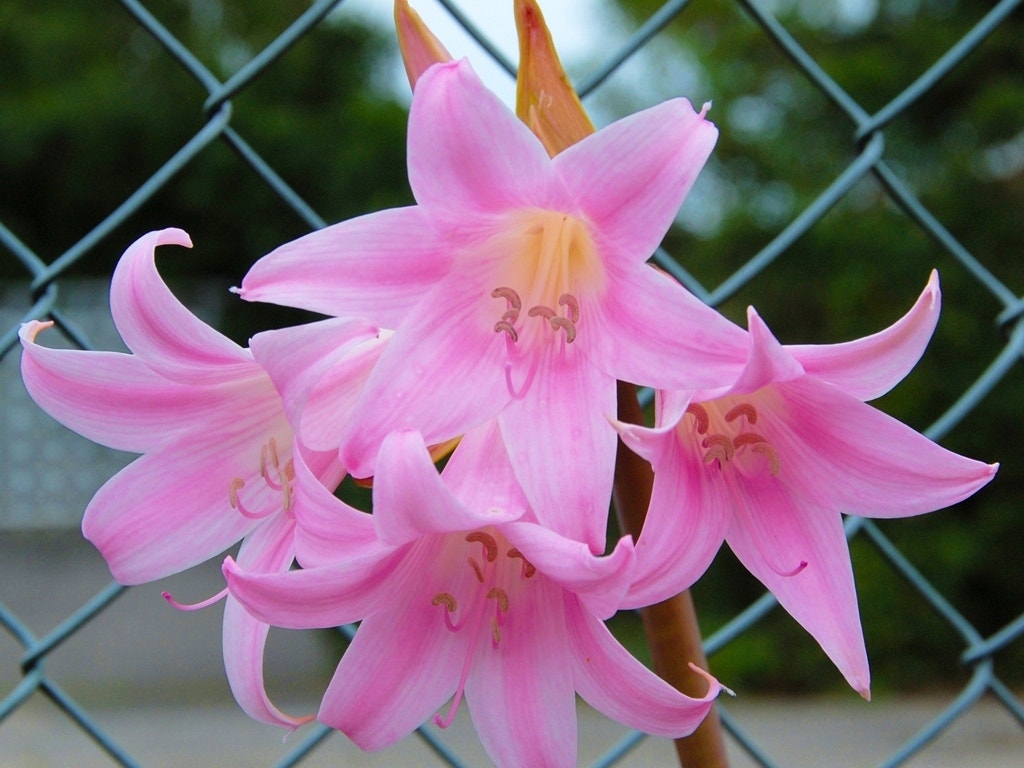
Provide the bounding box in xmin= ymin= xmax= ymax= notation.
xmin=613 ymin=381 xmax=729 ymax=768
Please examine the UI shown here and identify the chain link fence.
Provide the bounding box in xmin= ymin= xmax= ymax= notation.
xmin=2 ymin=0 xmax=1022 ymax=765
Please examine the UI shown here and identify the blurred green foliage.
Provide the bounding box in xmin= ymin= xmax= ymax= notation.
xmin=0 ymin=0 xmax=412 ymax=287
xmin=611 ymin=0 xmax=1024 ymax=693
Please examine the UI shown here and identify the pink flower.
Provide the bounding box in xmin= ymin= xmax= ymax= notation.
xmin=224 ymin=425 xmax=723 ymax=767
xmin=19 ymin=228 xmax=377 ymax=728
xmin=613 ymin=272 xmax=998 ymax=697
xmin=237 ymin=59 xmax=747 ymax=551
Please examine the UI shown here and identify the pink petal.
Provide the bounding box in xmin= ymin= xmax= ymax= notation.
xmin=440 ymin=420 xmax=531 ymax=518
xmin=768 ymin=377 xmax=997 ymax=518
xmin=498 ymin=340 xmax=617 ymax=552
xmin=613 ymin=428 xmax=728 ymax=609
xmin=567 ymin=597 xmax=721 ymax=737
xmin=787 ymin=271 xmax=940 ymax=401
xmin=722 ymin=307 xmax=805 ymax=395
xmin=554 ymin=98 xmax=717 ymax=264
xmin=249 ymin=318 xmax=380 ymax=435
xmin=223 ymin=547 xmax=402 ymax=630
xmin=373 ymin=429 xmax=520 ymax=548
xmin=339 ymin=263 xmax=510 ymax=478
xmin=503 ymin=523 xmax=634 ymax=620
xmin=237 ymin=207 xmax=452 ymax=328
xmin=82 ymin=416 xmax=290 ymax=584
xmin=318 ymin=582 xmax=462 ymax=749
xmin=110 ymin=229 xmax=253 ymax=383
xmin=222 ymin=598 xmax=313 ymax=730
xmin=19 ymin=322 xmax=230 ymax=453
xmin=724 ymin=478 xmax=871 ymax=695
xmin=465 ymin=576 xmax=576 ymax=768
xmin=290 ymin=446 xmax=378 ymax=569
xmin=408 ymin=60 xmax=556 ymax=228
xmin=585 ymin=264 xmax=747 ymax=391
xmin=298 ymin=332 xmax=389 ymax=452
xmin=223 ymin=515 xmax=312 ymax=730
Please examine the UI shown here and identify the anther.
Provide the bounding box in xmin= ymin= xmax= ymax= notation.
xmin=468 ymin=557 xmax=485 ymax=583
xmin=507 ymin=548 xmax=536 ymax=578
xmin=702 ymin=434 xmax=735 ymax=462
xmin=491 ymin=287 xmax=522 ymax=311
xmin=465 ymin=531 xmax=498 ymax=562
xmin=558 ymin=293 xmax=581 ymax=323
xmin=685 ymin=404 xmax=710 ymax=434
xmin=704 ymin=444 xmax=731 ymax=467
xmin=493 ymin=320 xmax=519 ymax=342
xmin=487 ymin=587 xmax=510 ymax=613
xmin=229 ymin=478 xmax=245 ymax=509
xmin=725 ymin=403 xmax=758 ymax=425
xmin=549 ymin=316 xmax=577 ymax=343
xmin=752 ymin=443 xmax=782 ymax=476
xmin=733 ymin=433 xmax=768 ymax=448
xmin=228 ymin=478 xmax=273 ymax=520
xmin=527 ymin=305 xmax=556 ymax=320
xmin=431 ymin=592 xmax=458 ymax=612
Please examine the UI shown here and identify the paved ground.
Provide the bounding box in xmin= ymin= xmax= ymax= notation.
xmin=2 ymin=532 xmax=1022 ymax=767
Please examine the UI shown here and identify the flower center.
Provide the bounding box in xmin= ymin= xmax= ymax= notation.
xmin=488 ymin=210 xmax=603 ymax=398
xmin=684 ymin=398 xmax=807 ymax=577
xmin=228 ymin=436 xmax=296 ymax=520
xmin=430 ymin=529 xmax=537 ymax=729
xmin=685 ymin=400 xmax=781 ymax=478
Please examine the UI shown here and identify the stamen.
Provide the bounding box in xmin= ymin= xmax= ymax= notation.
xmin=732 ymin=432 xmax=768 ymax=448
xmin=493 ymin=320 xmax=519 ymax=342
xmin=702 ymin=434 xmax=735 ymax=462
xmin=506 ymin=548 xmax=536 ymax=578
xmin=685 ymin=404 xmax=710 ymax=434
xmin=527 ymin=305 xmax=556 ymax=320
xmin=725 ymin=403 xmax=758 ymax=425
xmin=558 ymin=293 xmax=581 ymax=323
xmin=549 ymin=316 xmax=577 ymax=343
xmin=228 ymin=478 xmax=275 ymax=520
xmin=432 ymin=592 xmax=460 ymax=632
xmin=703 ymin=444 xmax=731 ymax=467
xmin=752 ymin=443 xmax=782 ymax=476
xmin=468 ymin=557 xmax=485 ymax=583
xmin=431 ymin=592 xmax=458 ymax=612
xmin=486 ymin=587 xmax=510 ymax=613
xmin=490 ymin=617 xmax=502 ymax=645
xmin=465 ymin=532 xmax=498 ymax=562
xmin=491 ymin=286 xmax=522 ymax=311
xmin=504 ymin=356 xmax=539 ymax=400
xmin=162 ymin=588 xmax=228 ymax=612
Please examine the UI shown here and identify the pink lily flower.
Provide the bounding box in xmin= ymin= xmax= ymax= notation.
xmin=613 ymin=272 xmax=998 ymax=696
xmin=224 ymin=425 xmax=723 ymax=766
xmin=237 ymin=59 xmax=747 ymax=551
xmin=19 ymin=228 xmax=376 ymax=728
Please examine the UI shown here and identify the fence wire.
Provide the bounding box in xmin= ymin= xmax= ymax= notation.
xmin=1 ymin=0 xmax=1023 ymax=766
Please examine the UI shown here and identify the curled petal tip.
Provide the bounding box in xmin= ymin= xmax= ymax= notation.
xmin=686 ymin=662 xmax=730 ymax=698
xmin=154 ymin=227 xmax=193 ymax=249
xmin=19 ymin=319 xmax=54 ymax=343
xmin=700 ymin=101 xmax=712 ymax=117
